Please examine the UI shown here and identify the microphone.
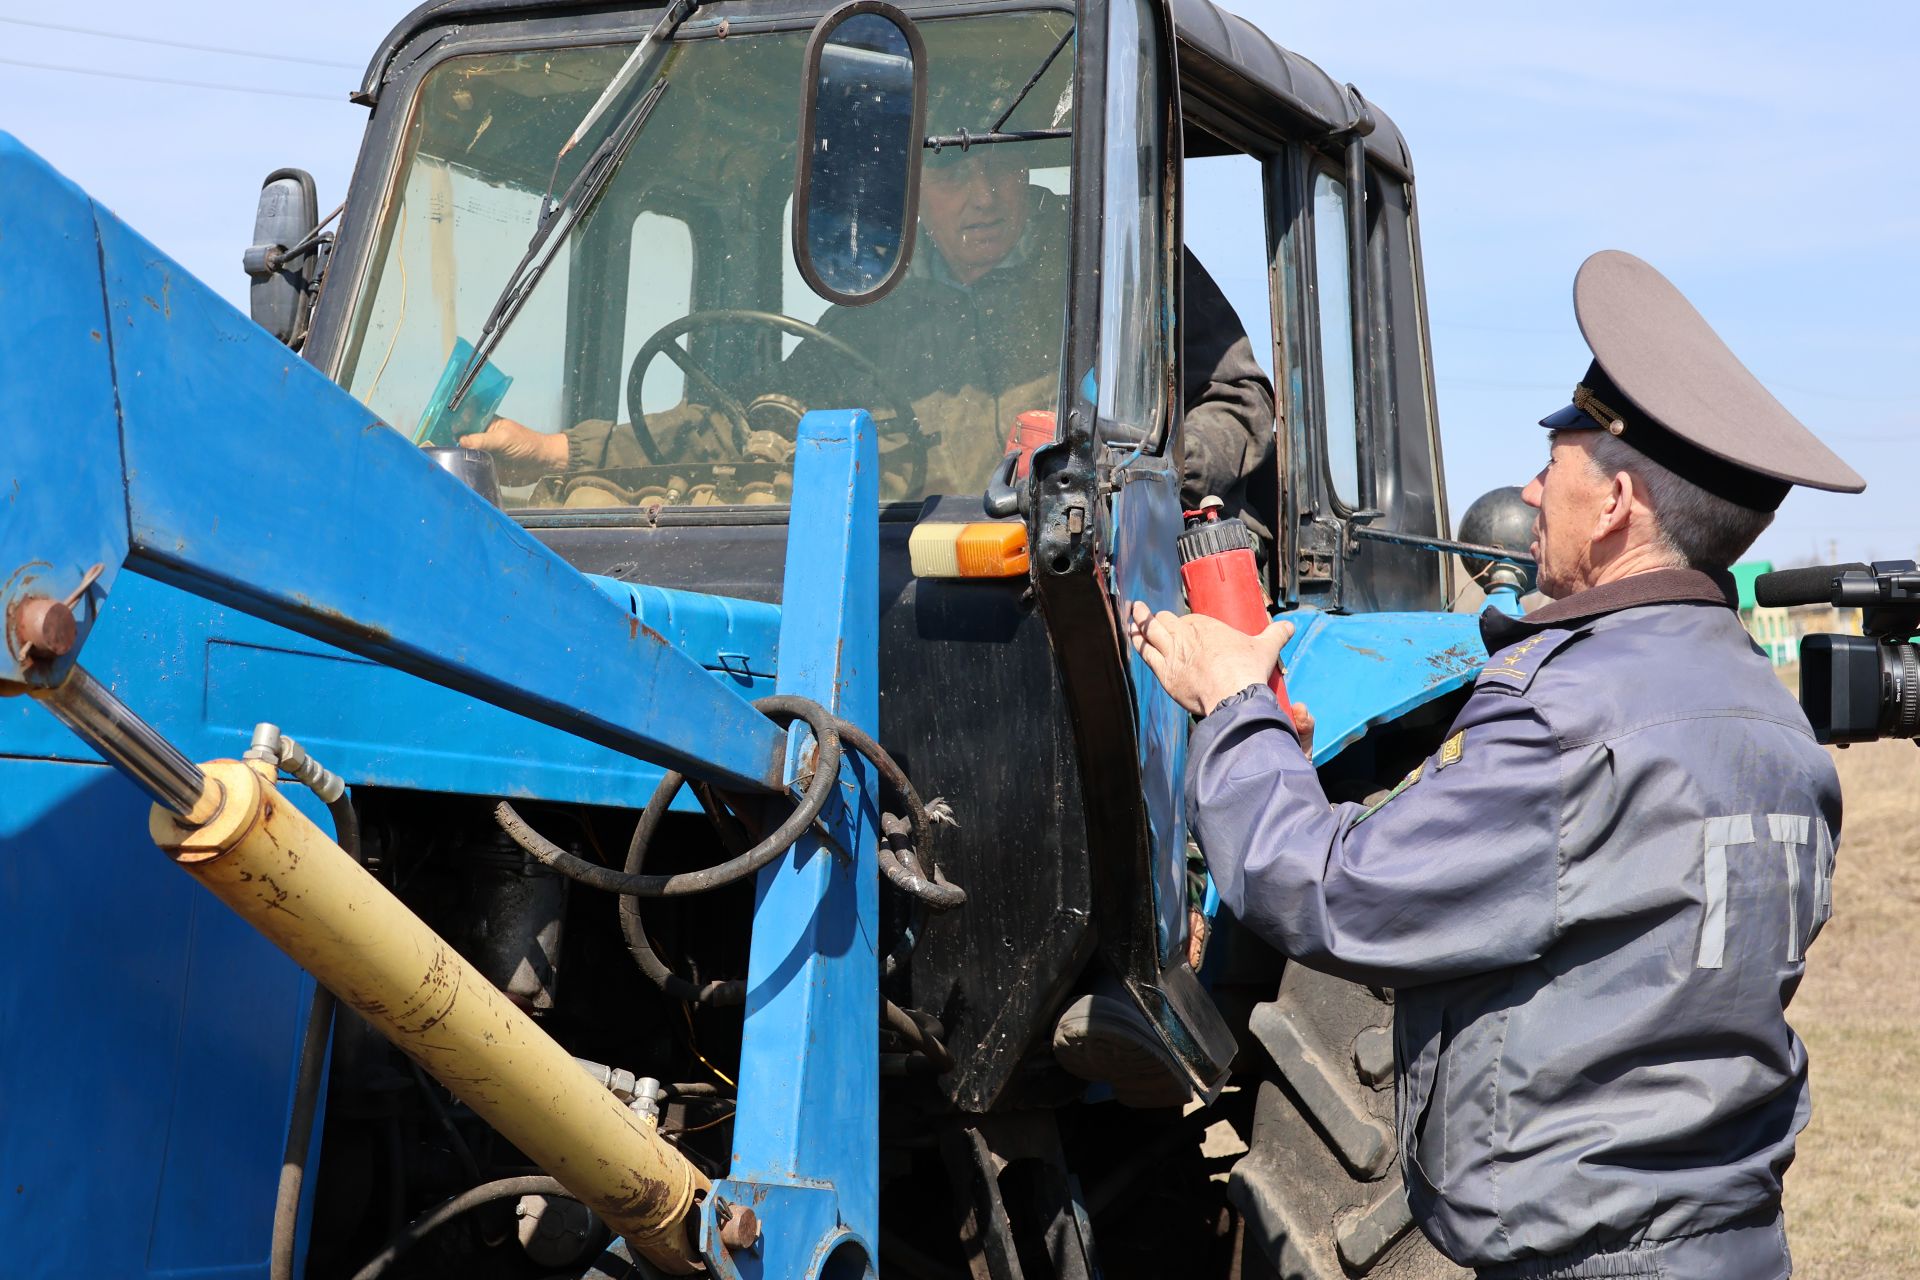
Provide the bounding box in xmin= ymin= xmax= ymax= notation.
xmin=1752 ymin=562 xmax=1868 ymax=608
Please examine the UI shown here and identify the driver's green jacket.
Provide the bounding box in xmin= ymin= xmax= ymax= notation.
xmin=563 ymin=191 xmax=1275 ymax=523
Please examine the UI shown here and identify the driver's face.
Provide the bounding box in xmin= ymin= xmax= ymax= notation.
xmin=919 ymin=150 xmax=1029 ymax=286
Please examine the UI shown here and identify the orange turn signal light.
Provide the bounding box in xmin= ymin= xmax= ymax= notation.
xmin=908 ymin=522 xmax=1031 ymax=579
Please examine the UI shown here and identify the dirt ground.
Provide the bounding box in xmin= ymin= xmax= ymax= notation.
xmin=1783 ymin=735 xmax=1920 ymax=1277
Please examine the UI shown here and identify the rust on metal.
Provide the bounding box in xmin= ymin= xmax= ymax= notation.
xmin=9 ymin=595 xmax=76 ymax=667
xmin=287 ymin=593 xmax=396 ymax=646
xmin=717 ymin=1202 xmax=761 ymax=1252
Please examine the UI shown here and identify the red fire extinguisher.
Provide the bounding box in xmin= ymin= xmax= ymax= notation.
xmin=1177 ymin=497 xmax=1293 ymax=724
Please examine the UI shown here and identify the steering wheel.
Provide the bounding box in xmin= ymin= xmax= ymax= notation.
xmin=625 ymin=308 xmax=931 ymax=497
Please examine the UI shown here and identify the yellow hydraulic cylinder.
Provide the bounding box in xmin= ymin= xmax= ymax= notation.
xmin=149 ymin=759 xmax=709 ymax=1274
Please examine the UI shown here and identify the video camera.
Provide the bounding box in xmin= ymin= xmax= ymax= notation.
xmin=1754 ymin=560 xmax=1920 ymax=744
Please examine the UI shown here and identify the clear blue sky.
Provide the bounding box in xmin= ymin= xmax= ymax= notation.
xmin=2 ymin=1 xmax=1913 ymax=567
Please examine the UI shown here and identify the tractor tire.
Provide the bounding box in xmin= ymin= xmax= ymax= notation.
xmin=1227 ymin=960 xmax=1467 ymax=1280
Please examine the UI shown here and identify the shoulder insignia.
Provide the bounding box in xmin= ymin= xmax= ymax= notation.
xmin=1474 ymin=626 xmax=1582 ymax=696
xmin=1437 ymin=731 xmax=1465 ymax=770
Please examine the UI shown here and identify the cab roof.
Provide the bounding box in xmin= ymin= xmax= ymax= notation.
xmin=358 ymin=0 xmax=1410 ymax=174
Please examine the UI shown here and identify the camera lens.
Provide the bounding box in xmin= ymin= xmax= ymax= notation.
xmin=1890 ymin=642 xmax=1920 ymax=739
xmin=1798 ymin=634 xmax=1920 ymax=744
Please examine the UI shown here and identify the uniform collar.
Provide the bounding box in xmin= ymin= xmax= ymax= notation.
xmin=1481 ymin=566 xmax=1737 ymax=651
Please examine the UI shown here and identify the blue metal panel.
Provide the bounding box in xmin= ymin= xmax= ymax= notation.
xmin=703 ymin=411 xmax=880 ymax=1280
xmin=1108 ymin=457 xmax=1191 ymax=963
xmin=0 ymin=570 xmax=778 ymax=810
xmin=1279 ymin=607 xmax=1490 ymax=765
xmin=0 ymin=135 xmax=784 ymax=793
xmin=0 ymin=136 xmax=131 ymax=665
xmin=0 ymin=760 xmax=334 ymax=1279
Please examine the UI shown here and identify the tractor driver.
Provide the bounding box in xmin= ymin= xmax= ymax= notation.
xmin=460 ymin=144 xmax=1278 ymax=537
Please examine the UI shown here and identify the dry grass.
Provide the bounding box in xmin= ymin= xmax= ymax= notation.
xmin=1784 ymin=736 xmax=1920 ymax=1278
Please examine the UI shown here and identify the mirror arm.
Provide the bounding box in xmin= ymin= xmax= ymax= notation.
xmin=982 ymin=452 xmax=1026 ymax=518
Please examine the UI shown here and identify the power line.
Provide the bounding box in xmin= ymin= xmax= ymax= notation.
xmin=0 ymin=55 xmax=343 ymax=102
xmin=0 ymin=15 xmax=359 ymax=70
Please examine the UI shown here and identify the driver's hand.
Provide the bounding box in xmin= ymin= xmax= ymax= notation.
xmin=459 ymin=417 xmax=569 ymax=484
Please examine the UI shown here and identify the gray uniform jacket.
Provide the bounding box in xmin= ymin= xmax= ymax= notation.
xmin=1188 ymin=569 xmax=1841 ymax=1271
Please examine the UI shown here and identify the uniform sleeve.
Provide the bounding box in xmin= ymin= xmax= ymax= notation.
xmin=1188 ymin=683 xmax=1564 ymax=988
xmin=563 ymin=417 xmax=654 ymax=470
xmin=564 ymin=405 xmax=735 ymax=471
xmin=1178 ymin=251 xmax=1277 ymax=534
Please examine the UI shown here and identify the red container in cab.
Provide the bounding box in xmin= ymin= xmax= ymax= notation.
xmin=1003 ymin=410 xmax=1056 ymax=479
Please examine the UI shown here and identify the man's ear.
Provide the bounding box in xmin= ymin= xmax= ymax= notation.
xmin=1593 ymin=469 xmax=1636 ymax=541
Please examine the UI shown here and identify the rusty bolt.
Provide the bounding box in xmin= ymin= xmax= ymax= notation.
xmin=717 ymin=1205 xmax=760 ymax=1253
xmin=10 ymin=596 xmax=76 ymax=667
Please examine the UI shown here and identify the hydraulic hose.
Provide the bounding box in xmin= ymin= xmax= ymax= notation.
xmin=349 ymin=1175 xmax=573 ymax=1280
xmin=259 ymin=728 xmax=358 ymax=1280
xmin=269 ymin=983 xmax=336 ymax=1280
xmin=497 ymin=694 xmax=843 ymax=897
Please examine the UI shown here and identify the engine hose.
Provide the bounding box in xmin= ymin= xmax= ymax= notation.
xmin=878 ymin=815 xmax=966 ymax=912
xmin=831 ymin=717 xmax=965 ymax=912
xmin=882 ymin=999 xmax=953 ymax=1073
xmin=269 ymin=756 xmax=359 ymax=1280
xmin=618 ymin=813 xmax=746 ymax=1006
xmin=348 ymin=1175 xmax=575 ymax=1280
xmin=881 ymin=886 xmax=925 ymax=984
xmin=269 ymin=985 xmax=335 ymax=1280
xmin=497 ymin=694 xmax=843 ymax=897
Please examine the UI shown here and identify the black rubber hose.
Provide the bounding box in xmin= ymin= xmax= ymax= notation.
xmin=496 ymin=694 xmax=842 ymax=897
xmin=882 ymin=999 xmax=953 ymax=1073
xmin=878 ymin=816 xmax=966 ymax=912
xmin=349 ymin=1176 xmax=575 ymax=1280
xmin=837 ymin=720 xmax=963 ymax=911
xmin=268 ymin=986 xmax=335 ymax=1280
xmin=618 ymin=770 xmax=746 ymax=1006
xmin=268 ymin=794 xmax=359 ymax=1280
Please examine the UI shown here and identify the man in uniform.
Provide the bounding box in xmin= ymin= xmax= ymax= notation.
xmin=1128 ymin=250 xmax=1864 ymax=1278
xmin=459 ymin=146 xmax=1276 ymax=529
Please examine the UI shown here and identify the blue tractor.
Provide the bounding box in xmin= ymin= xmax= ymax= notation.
xmin=0 ymin=1 xmax=1530 ymax=1277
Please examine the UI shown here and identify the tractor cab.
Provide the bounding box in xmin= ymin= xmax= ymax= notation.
xmin=226 ymin=0 xmax=1488 ymax=1273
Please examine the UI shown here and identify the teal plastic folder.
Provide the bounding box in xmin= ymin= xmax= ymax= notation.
xmin=414 ymin=338 xmax=514 ymax=447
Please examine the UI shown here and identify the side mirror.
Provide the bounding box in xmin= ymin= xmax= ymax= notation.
xmin=243 ymin=168 xmax=322 ymax=348
xmin=793 ymin=2 xmax=926 ymax=306
xmin=1456 ymin=485 xmax=1539 ymax=595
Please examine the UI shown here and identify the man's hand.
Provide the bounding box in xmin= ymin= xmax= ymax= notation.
xmin=1128 ymin=601 xmax=1310 ymax=739
xmin=459 ymin=417 xmax=569 ymax=484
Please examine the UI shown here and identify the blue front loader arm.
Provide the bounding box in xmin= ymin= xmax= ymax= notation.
xmin=0 ymin=132 xmax=786 ymax=794
xmin=0 ymin=133 xmax=880 ymax=1278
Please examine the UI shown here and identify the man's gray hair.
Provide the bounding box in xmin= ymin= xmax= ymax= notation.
xmin=1585 ymin=432 xmax=1773 ymax=571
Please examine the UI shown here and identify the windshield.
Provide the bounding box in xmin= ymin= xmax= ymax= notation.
xmin=337 ymin=9 xmax=1075 ymax=510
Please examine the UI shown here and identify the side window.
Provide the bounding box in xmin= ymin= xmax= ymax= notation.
xmin=1181 ymin=150 xmax=1276 ymax=380
xmin=1094 ymin=0 xmax=1173 ymax=447
xmin=617 ymin=211 xmax=694 ymax=421
xmin=1310 ymin=168 xmax=1360 ymax=507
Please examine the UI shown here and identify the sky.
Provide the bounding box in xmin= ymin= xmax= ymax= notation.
xmin=1 ymin=1 xmax=1913 ymax=567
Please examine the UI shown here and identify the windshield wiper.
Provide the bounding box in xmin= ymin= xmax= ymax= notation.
xmin=925 ymin=23 xmax=1074 ymax=153
xmin=447 ymin=0 xmax=697 ymax=412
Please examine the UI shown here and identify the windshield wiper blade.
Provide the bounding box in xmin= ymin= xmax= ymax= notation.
xmin=447 ymin=0 xmax=699 ymax=413
xmin=990 ymin=24 xmax=1073 ymax=134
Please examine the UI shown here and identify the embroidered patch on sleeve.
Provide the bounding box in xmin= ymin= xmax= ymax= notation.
xmin=1353 ymin=761 xmax=1424 ymax=827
